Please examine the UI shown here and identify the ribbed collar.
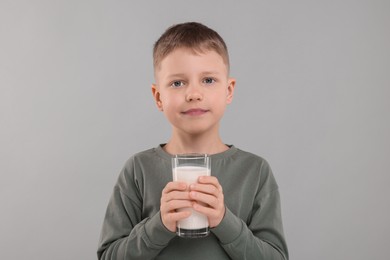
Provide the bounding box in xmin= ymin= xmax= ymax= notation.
xmin=154 ymin=143 xmax=238 ymax=161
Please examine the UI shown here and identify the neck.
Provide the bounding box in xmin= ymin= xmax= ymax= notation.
xmin=164 ymin=129 xmax=228 ymax=155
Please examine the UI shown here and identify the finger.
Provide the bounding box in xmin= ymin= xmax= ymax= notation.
xmin=197 ymin=176 xmax=223 ymax=192
xmin=162 ymin=190 xmax=191 ymax=203
xmin=192 ymin=201 xmax=222 ymax=220
xmin=161 ymin=209 xmax=192 ymax=232
xmin=189 ymin=190 xmax=222 ymax=209
xmin=192 ymin=202 xmax=226 ymax=228
xmin=198 ymin=175 xmax=218 ymax=184
xmin=162 ymin=181 xmax=187 ymax=194
xmin=161 ymin=199 xmax=193 ymax=213
xmin=165 ymin=210 xmax=192 ymax=222
xmin=189 ymin=183 xmax=220 ymax=196
xmin=190 ymin=177 xmax=223 ymax=196
xmin=192 ymin=201 xmax=214 ymax=214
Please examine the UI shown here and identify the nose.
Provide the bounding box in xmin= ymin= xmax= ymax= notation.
xmin=185 ymin=84 xmax=203 ymax=102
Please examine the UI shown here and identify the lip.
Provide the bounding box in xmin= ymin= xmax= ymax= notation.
xmin=182 ymin=108 xmax=209 ymax=116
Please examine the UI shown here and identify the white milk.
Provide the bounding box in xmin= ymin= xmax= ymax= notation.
xmin=173 ymin=166 xmax=210 ymax=229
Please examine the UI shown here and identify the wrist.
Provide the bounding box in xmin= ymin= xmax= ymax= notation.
xmin=145 ymin=211 xmax=176 ymax=246
xmin=211 ymin=208 xmax=242 ymax=244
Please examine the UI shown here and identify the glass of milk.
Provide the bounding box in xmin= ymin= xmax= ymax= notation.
xmin=172 ymin=154 xmax=211 ymax=238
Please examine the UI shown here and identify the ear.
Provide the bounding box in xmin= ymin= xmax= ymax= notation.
xmin=226 ymin=78 xmax=236 ymax=104
xmin=151 ymin=84 xmax=163 ymax=111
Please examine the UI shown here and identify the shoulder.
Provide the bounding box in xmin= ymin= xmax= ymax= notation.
xmin=231 ymin=147 xmax=271 ymax=169
xmin=122 ymin=146 xmax=165 ymax=168
xmin=116 ymin=147 xmax=162 ymax=187
xmin=231 ymin=147 xmax=278 ymax=191
xmin=119 ymin=144 xmax=172 ymax=179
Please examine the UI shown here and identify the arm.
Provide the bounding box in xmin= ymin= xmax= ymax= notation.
xmin=97 ymin=161 xmax=176 ymax=260
xmin=190 ymin=163 xmax=288 ymax=260
xmin=212 ymin=190 xmax=288 ymax=260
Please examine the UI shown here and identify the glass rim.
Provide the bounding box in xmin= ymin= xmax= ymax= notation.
xmin=173 ymin=153 xmax=209 ymax=159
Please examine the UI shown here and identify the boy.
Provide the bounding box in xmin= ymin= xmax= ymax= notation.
xmin=98 ymin=22 xmax=288 ymax=260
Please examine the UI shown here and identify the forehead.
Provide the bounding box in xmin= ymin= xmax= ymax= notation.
xmin=155 ymin=48 xmax=228 ymax=76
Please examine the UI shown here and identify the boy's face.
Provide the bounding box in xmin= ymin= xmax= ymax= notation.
xmin=152 ymin=47 xmax=235 ymax=136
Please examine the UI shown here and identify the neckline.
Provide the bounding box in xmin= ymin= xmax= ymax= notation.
xmin=155 ymin=143 xmax=238 ymax=161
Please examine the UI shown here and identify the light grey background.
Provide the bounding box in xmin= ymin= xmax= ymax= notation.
xmin=1 ymin=0 xmax=389 ymax=259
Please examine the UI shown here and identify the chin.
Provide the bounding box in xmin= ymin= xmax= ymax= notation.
xmin=183 ymin=124 xmax=219 ymax=136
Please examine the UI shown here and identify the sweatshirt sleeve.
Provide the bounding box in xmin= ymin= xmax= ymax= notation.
xmin=211 ymin=160 xmax=289 ymax=260
xmin=97 ymin=159 xmax=176 ymax=260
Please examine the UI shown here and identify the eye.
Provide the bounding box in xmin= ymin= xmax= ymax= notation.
xmin=203 ymin=77 xmax=215 ymax=85
xmin=171 ymin=80 xmax=185 ymax=88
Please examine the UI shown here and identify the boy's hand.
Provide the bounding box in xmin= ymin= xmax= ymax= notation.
xmin=160 ymin=182 xmax=192 ymax=232
xmin=189 ymin=176 xmax=225 ymax=228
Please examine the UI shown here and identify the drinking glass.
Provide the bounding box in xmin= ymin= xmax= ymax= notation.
xmin=172 ymin=154 xmax=211 ymax=238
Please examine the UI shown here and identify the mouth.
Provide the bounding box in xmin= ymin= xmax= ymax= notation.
xmin=181 ymin=108 xmax=209 ymax=116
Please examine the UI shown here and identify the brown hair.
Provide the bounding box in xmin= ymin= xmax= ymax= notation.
xmin=153 ymin=22 xmax=229 ymax=71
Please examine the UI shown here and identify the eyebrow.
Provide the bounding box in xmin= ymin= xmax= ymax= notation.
xmin=201 ymin=71 xmax=222 ymax=76
xmin=166 ymin=73 xmax=186 ymax=79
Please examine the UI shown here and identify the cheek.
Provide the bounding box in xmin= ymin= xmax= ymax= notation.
xmin=161 ymin=98 xmax=180 ymax=115
xmin=165 ymin=94 xmax=181 ymax=107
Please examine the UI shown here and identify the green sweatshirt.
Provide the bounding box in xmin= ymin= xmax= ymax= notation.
xmin=97 ymin=145 xmax=288 ymax=260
